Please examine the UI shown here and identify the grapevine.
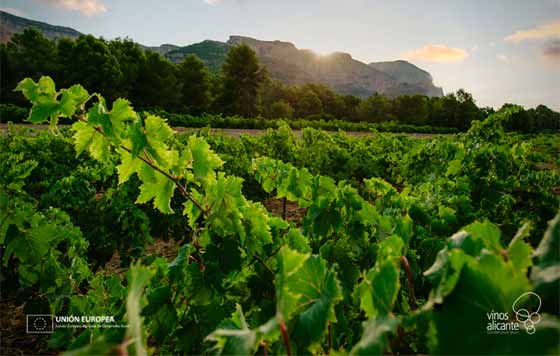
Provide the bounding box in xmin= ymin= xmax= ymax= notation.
xmin=0 ymin=76 xmax=558 ymax=355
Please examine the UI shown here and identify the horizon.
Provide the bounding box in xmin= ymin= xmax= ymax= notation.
xmin=1 ymin=1 xmax=559 ymax=110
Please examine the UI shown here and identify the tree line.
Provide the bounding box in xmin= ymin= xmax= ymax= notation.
xmin=1 ymin=28 xmax=559 ymax=132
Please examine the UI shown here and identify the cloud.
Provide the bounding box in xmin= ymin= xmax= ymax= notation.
xmin=496 ymin=54 xmax=510 ymax=62
xmin=401 ymin=44 xmax=469 ymax=63
xmin=0 ymin=7 xmax=27 ymax=17
xmin=542 ymin=39 xmax=560 ymax=64
xmin=505 ymin=19 xmax=560 ymax=42
xmin=203 ymin=0 xmax=246 ymax=7
xmin=38 ymin=0 xmax=106 ymax=16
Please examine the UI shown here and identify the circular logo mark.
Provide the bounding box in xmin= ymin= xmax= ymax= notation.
xmin=512 ymin=292 xmax=541 ymax=335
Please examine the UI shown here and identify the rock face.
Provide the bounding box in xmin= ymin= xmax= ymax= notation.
xmin=226 ymin=36 xmax=399 ymax=98
xmin=1 ymin=11 xmax=444 ymax=98
xmin=368 ymin=60 xmax=444 ymax=97
xmin=0 ymin=10 xmax=81 ymax=43
xmin=169 ymin=36 xmax=443 ymax=98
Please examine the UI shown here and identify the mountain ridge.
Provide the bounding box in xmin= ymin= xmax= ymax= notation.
xmin=174 ymin=35 xmax=443 ymax=98
xmin=0 ymin=10 xmax=444 ymax=98
xmin=0 ymin=10 xmax=81 ymax=42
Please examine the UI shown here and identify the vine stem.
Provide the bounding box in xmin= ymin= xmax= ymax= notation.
xmin=389 ymin=325 xmax=405 ymax=353
xmin=253 ymin=253 xmax=274 ymax=275
xmin=328 ymin=321 xmax=332 ymax=351
xmin=117 ymin=337 xmax=136 ymax=356
xmin=75 ymin=114 xmax=207 ymax=216
xmin=279 ymin=317 xmax=292 ymax=356
xmin=400 ymin=255 xmax=417 ymax=310
xmin=179 ymin=298 xmax=190 ymax=325
xmin=260 ymin=341 xmax=268 ymax=356
xmin=122 ymin=144 xmax=206 ymax=216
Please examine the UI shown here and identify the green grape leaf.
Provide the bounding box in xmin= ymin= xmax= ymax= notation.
xmin=126 ymin=262 xmax=154 ymax=356
xmin=349 ymin=316 xmax=400 ymax=356
xmin=205 ymin=173 xmax=246 ymax=236
xmin=533 ymin=212 xmax=560 ymax=269
xmin=364 ymin=177 xmax=398 ymax=203
xmin=377 ymin=234 xmax=405 ymax=261
xmin=285 ymin=228 xmax=311 ymax=253
xmin=252 ymin=157 xmax=278 ymax=193
xmin=136 ymin=169 xmax=176 ymax=214
xmin=144 ymin=286 xmax=177 ymax=343
xmin=424 ymin=248 xmax=468 ymax=305
xmin=506 ymin=223 xmax=533 ymax=274
xmin=37 ymin=76 xmax=56 ymax=94
xmin=168 ymin=244 xmax=195 ymax=282
xmin=357 ymin=260 xmax=400 ymax=318
xmin=285 ymin=255 xmax=343 ymax=351
xmin=183 ymin=190 xmax=204 ymax=228
xmin=206 ymin=304 xmax=279 ymax=356
xmin=59 ymin=85 xmax=89 ymax=117
xmin=89 ymin=130 xmax=111 ymax=163
xmin=18 ymin=263 xmax=40 ymax=287
xmin=144 ymin=115 xmax=171 ymax=159
xmin=116 ymin=149 xmax=142 ymax=185
xmin=145 ymin=115 xmax=173 ymax=142
xmin=304 ymin=175 xmax=341 ymax=237
xmin=128 ymin=118 xmax=149 ymax=158
xmin=28 ymin=100 xmax=60 ymax=124
xmin=395 ymin=215 xmax=414 ymax=246
xmin=462 ymin=221 xmax=503 ymax=254
xmin=447 ymin=221 xmax=503 ymax=257
xmin=445 ymin=159 xmax=462 ymax=176
xmin=428 ymin=250 xmax=559 ymax=355
xmin=356 ymin=235 xmax=404 ymax=317
xmin=276 ymin=247 xmax=310 ymax=320
xmin=4 ymin=224 xmax=61 ymax=265
xmin=188 ymin=135 xmax=223 ymax=184
xmin=142 ymin=115 xmax=177 ymax=168
xmin=72 ymin=121 xmax=95 ymax=156
xmin=16 ymin=77 xmax=59 ymax=123
xmin=110 ymin=98 xmax=137 ymax=139
xmin=531 ymin=212 xmax=560 ymax=313
xmin=71 ymin=121 xmax=111 ymax=162
xmin=241 ymin=202 xmax=273 ymax=256
xmin=277 ymin=166 xmax=313 ymax=203
xmin=87 ymin=101 xmax=113 ymax=135
xmin=15 ymin=77 xmax=41 ymax=101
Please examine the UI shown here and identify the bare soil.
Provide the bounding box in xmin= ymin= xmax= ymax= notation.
xmin=263 ymin=198 xmax=307 ymax=225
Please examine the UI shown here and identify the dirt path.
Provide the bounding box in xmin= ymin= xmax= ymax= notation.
xmin=0 ymin=123 xmax=447 ymax=139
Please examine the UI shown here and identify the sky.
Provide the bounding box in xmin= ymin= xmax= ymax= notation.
xmin=2 ymin=0 xmax=559 ymax=110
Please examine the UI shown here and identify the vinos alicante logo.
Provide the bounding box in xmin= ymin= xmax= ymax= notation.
xmin=512 ymin=292 xmax=542 ymax=334
xmin=486 ymin=292 xmax=542 ymax=335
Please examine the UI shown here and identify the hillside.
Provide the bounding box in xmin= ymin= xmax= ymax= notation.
xmin=1 ymin=11 xmax=444 ymax=98
xmin=165 ymin=40 xmax=229 ymax=72
xmin=369 ymin=60 xmax=444 ymax=97
xmin=161 ymin=36 xmax=444 ymax=98
xmin=0 ymin=10 xmax=81 ymax=42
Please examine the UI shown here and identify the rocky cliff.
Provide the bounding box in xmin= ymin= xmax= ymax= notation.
xmin=170 ymin=36 xmax=443 ymax=98
xmin=226 ymin=36 xmax=400 ymax=98
xmin=0 ymin=10 xmax=81 ymax=43
xmin=368 ymin=60 xmax=444 ymax=97
xmin=1 ymin=11 xmax=444 ymax=98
